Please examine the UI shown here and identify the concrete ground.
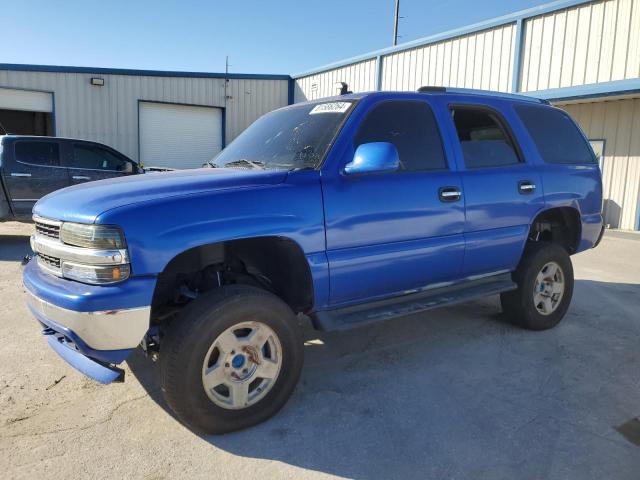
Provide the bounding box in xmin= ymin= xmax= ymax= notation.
xmin=1 ymin=221 xmax=639 ymax=480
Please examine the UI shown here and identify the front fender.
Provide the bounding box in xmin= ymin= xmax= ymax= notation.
xmin=96 ymin=172 xmax=326 ymax=276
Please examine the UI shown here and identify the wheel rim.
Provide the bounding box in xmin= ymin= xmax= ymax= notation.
xmin=201 ymin=321 xmax=282 ymax=410
xmin=533 ymin=261 xmax=565 ymax=316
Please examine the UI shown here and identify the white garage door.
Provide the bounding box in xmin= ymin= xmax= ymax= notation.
xmin=139 ymin=102 xmax=223 ymax=169
xmin=0 ymin=87 xmax=53 ymax=112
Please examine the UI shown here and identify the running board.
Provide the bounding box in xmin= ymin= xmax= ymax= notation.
xmin=312 ymin=273 xmax=517 ymax=331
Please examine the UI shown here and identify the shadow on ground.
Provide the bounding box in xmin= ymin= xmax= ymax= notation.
xmin=128 ymin=278 xmax=640 ymax=480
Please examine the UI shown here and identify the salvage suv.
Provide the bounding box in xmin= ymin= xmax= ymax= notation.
xmin=23 ymin=88 xmax=603 ymax=434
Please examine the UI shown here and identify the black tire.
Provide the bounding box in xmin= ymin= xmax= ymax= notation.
xmin=500 ymin=242 xmax=574 ymax=331
xmin=160 ymin=285 xmax=303 ymax=434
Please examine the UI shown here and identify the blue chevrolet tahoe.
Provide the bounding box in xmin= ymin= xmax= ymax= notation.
xmin=23 ymin=88 xmax=604 ymax=434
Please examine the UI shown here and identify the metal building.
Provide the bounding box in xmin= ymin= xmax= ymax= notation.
xmin=0 ymin=64 xmax=290 ymax=169
xmin=293 ymin=0 xmax=640 ymax=231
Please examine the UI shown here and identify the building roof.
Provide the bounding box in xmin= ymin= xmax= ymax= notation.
xmin=0 ymin=63 xmax=291 ymax=81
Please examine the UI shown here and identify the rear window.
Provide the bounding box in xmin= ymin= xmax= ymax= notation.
xmin=515 ymin=105 xmax=595 ymax=164
xmin=15 ymin=141 xmax=60 ymax=167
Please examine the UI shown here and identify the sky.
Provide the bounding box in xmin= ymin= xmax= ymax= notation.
xmin=5 ymin=0 xmax=550 ymax=75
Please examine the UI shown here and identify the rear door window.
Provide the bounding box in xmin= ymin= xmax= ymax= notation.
xmin=515 ymin=105 xmax=596 ymax=164
xmin=354 ymin=100 xmax=447 ymax=171
xmin=15 ymin=141 xmax=60 ymax=167
xmin=450 ymin=107 xmax=521 ymax=168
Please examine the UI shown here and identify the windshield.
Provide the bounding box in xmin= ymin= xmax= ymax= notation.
xmin=210 ymin=100 xmax=355 ymax=170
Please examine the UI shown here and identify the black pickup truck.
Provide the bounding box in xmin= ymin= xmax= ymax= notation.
xmin=0 ymin=135 xmax=142 ymax=221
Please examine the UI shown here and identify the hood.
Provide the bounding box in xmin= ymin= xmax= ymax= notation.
xmin=33 ymin=168 xmax=289 ymax=223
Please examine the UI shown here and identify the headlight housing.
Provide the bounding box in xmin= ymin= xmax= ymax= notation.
xmin=60 ymin=223 xmax=126 ymax=249
xmin=32 ymin=217 xmax=131 ymax=285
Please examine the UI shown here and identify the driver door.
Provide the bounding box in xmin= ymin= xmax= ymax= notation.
xmin=321 ymin=98 xmax=466 ymax=306
xmin=65 ymin=142 xmax=136 ymax=186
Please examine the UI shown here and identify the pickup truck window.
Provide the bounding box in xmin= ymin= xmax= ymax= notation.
xmin=70 ymin=144 xmax=132 ymax=172
xmin=15 ymin=141 xmax=60 ymax=167
xmin=451 ymin=107 xmax=520 ymax=168
xmin=515 ymin=105 xmax=596 ymax=165
xmin=211 ymin=101 xmax=355 ymax=170
xmin=354 ymin=101 xmax=447 ymax=171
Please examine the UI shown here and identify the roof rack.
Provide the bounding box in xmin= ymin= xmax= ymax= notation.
xmin=416 ymin=86 xmax=549 ymax=104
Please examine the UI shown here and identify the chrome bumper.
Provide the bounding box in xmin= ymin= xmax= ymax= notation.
xmin=25 ymin=289 xmax=150 ymax=351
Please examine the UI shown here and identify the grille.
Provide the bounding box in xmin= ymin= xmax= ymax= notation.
xmin=38 ymin=253 xmax=61 ymax=270
xmin=35 ymin=221 xmax=60 ymax=240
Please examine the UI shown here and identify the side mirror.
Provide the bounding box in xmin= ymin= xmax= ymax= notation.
xmin=344 ymin=142 xmax=400 ymax=175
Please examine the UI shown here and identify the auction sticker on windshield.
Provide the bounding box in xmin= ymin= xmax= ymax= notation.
xmin=309 ymin=102 xmax=351 ymax=114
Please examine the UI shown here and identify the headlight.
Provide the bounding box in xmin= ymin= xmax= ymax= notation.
xmin=62 ymin=262 xmax=131 ymax=285
xmin=60 ymin=223 xmax=126 ymax=249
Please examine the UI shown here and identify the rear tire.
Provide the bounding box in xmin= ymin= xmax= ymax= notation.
xmin=501 ymin=242 xmax=574 ymax=331
xmin=160 ymin=285 xmax=303 ymax=434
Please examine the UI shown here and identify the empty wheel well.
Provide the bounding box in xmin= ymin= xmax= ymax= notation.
xmin=529 ymin=207 xmax=581 ymax=254
xmin=150 ymin=236 xmax=314 ymax=323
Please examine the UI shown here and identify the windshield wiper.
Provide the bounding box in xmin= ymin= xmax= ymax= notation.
xmin=223 ymin=159 xmax=266 ymax=170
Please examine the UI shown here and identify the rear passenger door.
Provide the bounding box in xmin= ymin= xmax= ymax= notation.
xmin=4 ymin=139 xmax=69 ymax=215
xmin=447 ymin=102 xmax=544 ymax=277
xmin=65 ymin=142 xmax=136 ymax=186
xmin=323 ymin=98 xmax=466 ymax=306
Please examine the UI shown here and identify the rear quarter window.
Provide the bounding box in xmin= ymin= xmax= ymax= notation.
xmin=515 ymin=105 xmax=596 ymax=165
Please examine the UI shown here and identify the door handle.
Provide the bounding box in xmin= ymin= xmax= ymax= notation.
xmin=72 ymin=176 xmax=91 ymax=180
xmin=11 ymin=173 xmax=31 ymax=177
xmin=439 ymin=186 xmax=462 ymax=202
xmin=518 ymin=181 xmax=536 ymax=194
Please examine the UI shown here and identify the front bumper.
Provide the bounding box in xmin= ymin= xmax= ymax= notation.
xmin=23 ymin=259 xmax=155 ymax=383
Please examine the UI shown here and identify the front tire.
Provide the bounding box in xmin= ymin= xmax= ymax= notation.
xmin=501 ymin=242 xmax=574 ymax=331
xmin=160 ymin=285 xmax=304 ymax=434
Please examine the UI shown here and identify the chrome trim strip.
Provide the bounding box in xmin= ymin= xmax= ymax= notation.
xmin=11 ymin=172 xmax=32 ymax=177
xmin=36 ymin=256 xmax=63 ymax=277
xmin=32 ymin=234 xmax=129 ymax=265
xmin=33 ymin=215 xmax=63 ymax=227
xmin=25 ymin=289 xmax=150 ymax=351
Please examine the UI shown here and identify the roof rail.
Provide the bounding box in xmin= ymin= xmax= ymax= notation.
xmin=416 ymin=86 xmax=549 ymax=104
xmin=417 ymin=86 xmax=447 ymax=93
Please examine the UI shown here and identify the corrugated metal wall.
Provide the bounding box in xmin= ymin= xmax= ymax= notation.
xmin=520 ymin=0 xmax=640 ymax=92
xmin=560 ymin=98 xmax=640 ymax=230
xmin=293 ymin=59 xmax=377 ymax=102
xmin=0 ymin=70 xmax=289 ymax=161
xmin=381 ymin=24 xmax=516 ymax=92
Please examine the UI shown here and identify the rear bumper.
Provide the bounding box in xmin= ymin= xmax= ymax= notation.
xmin=23 ymin=259 xmax=155 ymax=383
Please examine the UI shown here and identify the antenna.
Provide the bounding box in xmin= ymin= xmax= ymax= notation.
xmin=392 ymin=0 xmax=400 ymax=46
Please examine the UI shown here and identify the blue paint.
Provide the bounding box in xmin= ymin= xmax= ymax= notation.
xmin=522 ymin=78 xmax=640 ymax=102
xmin=23 ymin=259 xmax=156 ymax=312
xmin=33 ymin=309 xmax=134 ymax=365
xmin=287 ymin=79 xmax=295 ymax=105
xmin=23 ymin=89 xmax=603 ymax=384
xmin=46 ymin=336 xmax=124 ymax=384
xmin=344 ymin=142 xmax=400 ymax=175
xmin=232 ymin=354 xmax=245 ymax=369
xmin=0 ymin=63 xmax=290 ymax=80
